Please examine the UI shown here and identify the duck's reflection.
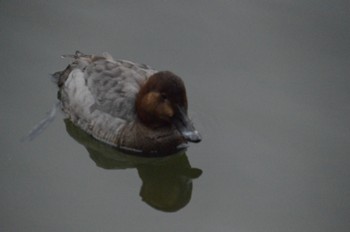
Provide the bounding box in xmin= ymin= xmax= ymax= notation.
xmin=64 ymin=119 xmax=202 ymax=212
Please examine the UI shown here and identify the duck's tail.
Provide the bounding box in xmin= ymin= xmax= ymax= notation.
xmin=51 ymin=51 xmax=86 ymax=87
xmin=52 ymin=50 xmax=113 ymax=87
xmin=61 ymin=50 xmax=86 ymax=59
xmin=21 ymin=51 xmax=87 ymax=142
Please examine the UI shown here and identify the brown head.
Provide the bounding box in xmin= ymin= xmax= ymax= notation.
xmin=136 ymin=71 xmax=201 ymax=143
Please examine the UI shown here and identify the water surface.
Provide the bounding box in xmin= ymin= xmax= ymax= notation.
xmin=1 ymin=1 xmax=349 ymax=232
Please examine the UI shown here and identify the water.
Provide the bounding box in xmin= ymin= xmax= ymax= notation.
xmin=1 ymin=1 xmax=350 ymax=231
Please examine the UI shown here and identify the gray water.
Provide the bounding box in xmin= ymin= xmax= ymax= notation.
xmin=1 ymin=1 xmax=350 ymax=231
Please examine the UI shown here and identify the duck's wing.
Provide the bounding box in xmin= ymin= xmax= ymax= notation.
xmin=56 ymin=52 xmax=157 ymax=145
xmin=85 ymin=58 xmax=157 ymax=121
xmin=56 ymin=52 xmax=157 ymax=121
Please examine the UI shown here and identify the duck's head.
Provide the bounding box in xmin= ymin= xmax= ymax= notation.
xmin=136 ymin=71 xmax=201 ymax=143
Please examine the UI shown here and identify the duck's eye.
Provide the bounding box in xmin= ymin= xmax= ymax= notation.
xmin=160 ymin=93 xmax=167 ymax=100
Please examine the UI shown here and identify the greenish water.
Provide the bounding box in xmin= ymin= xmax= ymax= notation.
xmin=1 ymin=1 xmax=349 ymax=232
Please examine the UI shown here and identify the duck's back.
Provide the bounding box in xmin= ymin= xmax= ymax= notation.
xmin=55 ymin=52 xmax=157 ymax=146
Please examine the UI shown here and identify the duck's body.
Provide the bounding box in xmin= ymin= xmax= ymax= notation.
xmin=54 ymin=51 xmax=200 ymax=154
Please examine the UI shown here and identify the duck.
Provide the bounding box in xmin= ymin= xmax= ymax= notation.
xmin=53 ymin=51 xmax=201 ymax=155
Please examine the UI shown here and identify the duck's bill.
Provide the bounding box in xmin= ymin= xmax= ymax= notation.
xmin=173 ymin=107 xmax=202 ymax=143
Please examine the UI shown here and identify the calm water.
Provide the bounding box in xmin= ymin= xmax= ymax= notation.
xmin=1 ymin=1 xmax=350 ymax=231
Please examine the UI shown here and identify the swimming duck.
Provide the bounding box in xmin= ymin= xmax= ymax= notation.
xmin=53 ymin=51 xmax=201 ymax=154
